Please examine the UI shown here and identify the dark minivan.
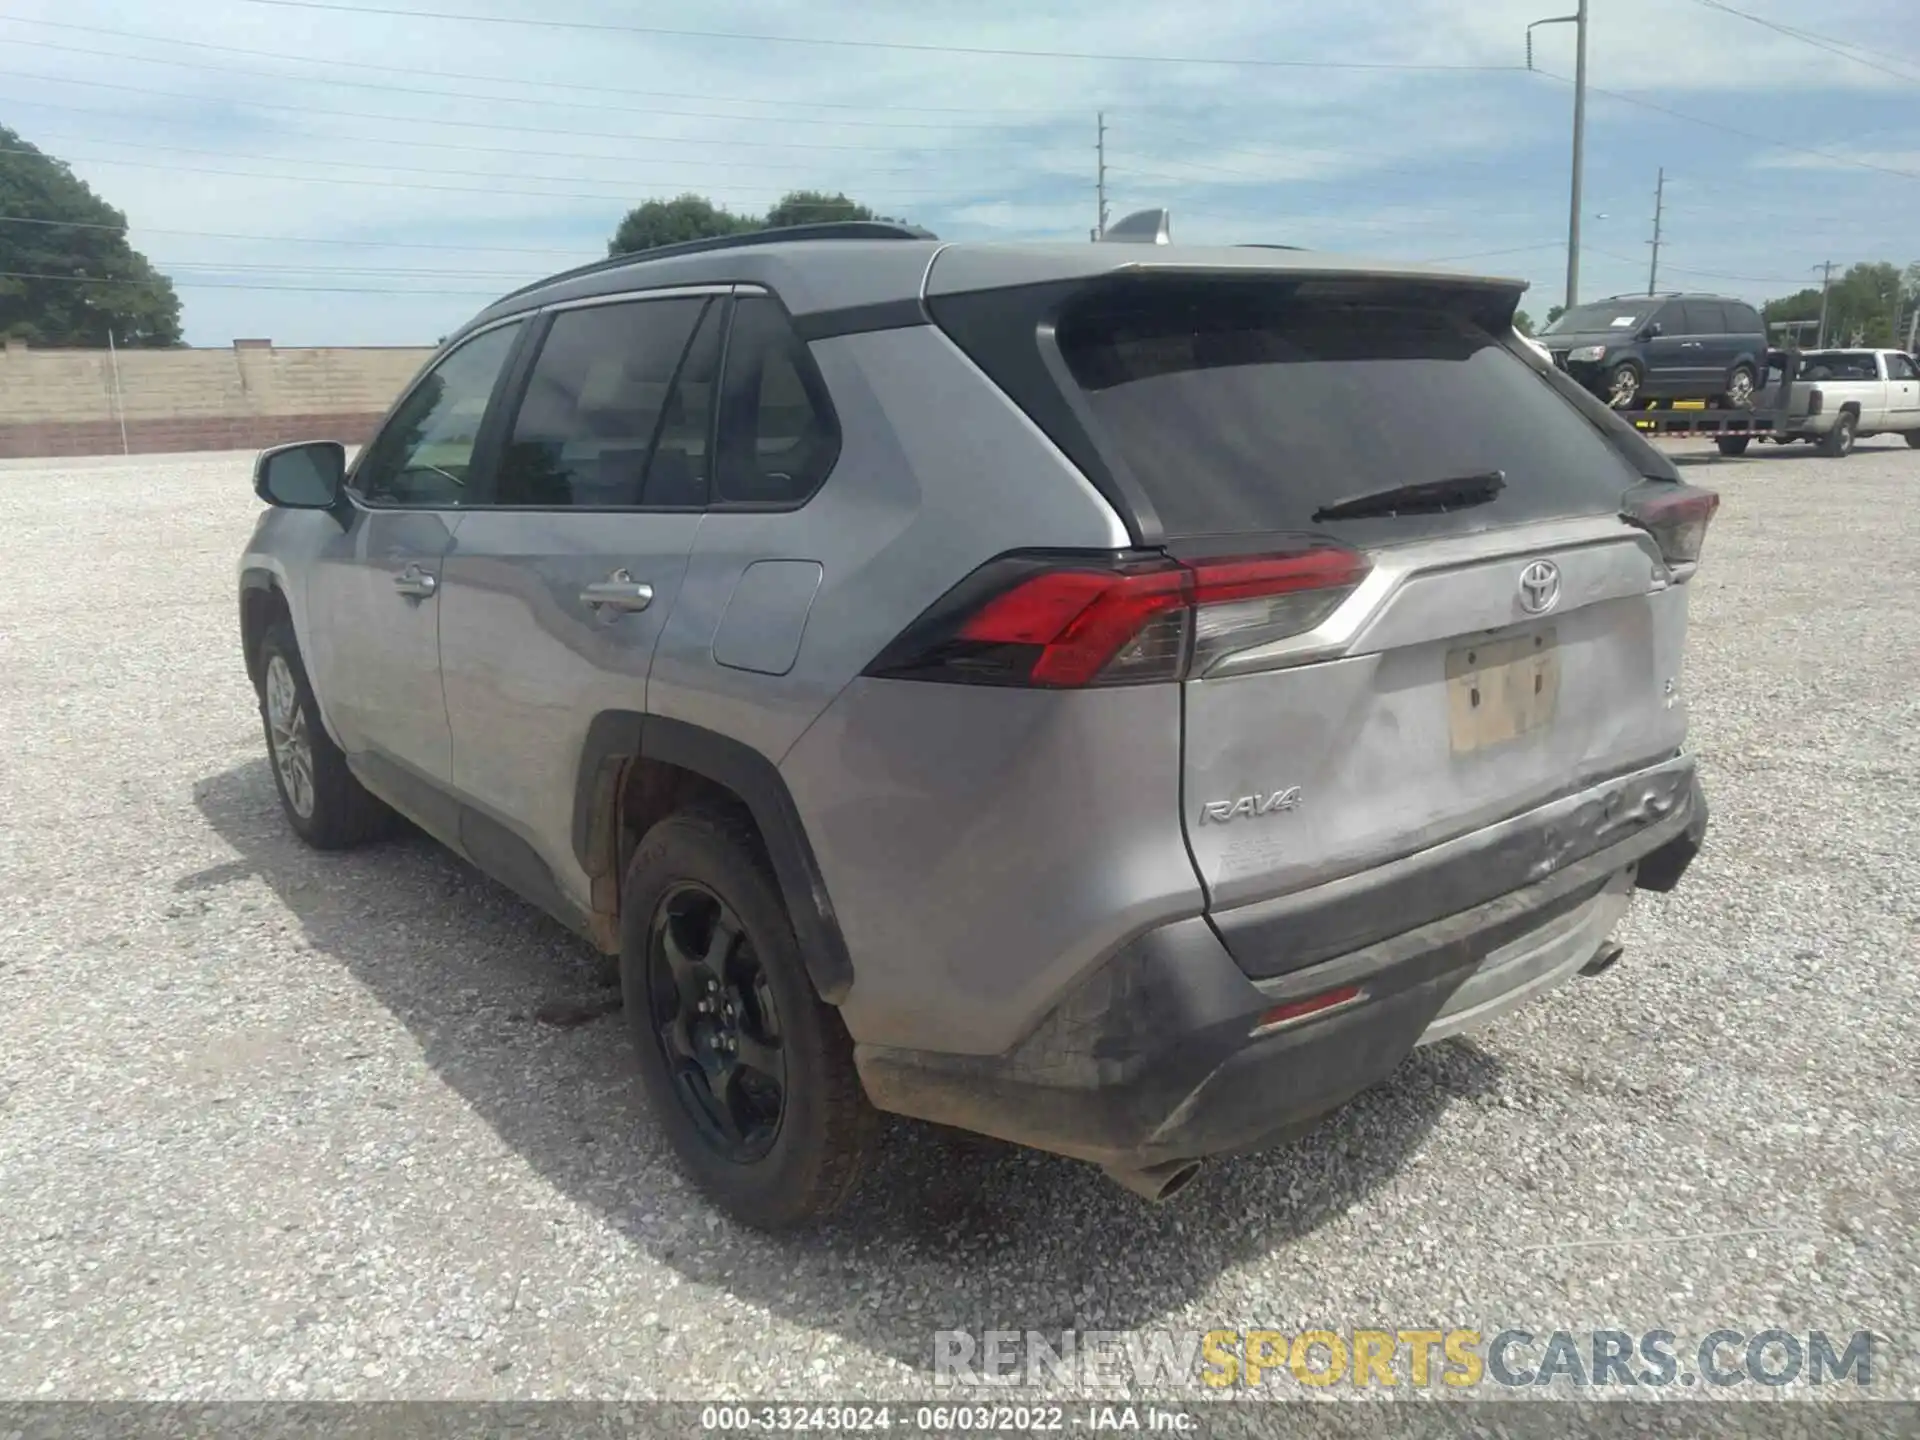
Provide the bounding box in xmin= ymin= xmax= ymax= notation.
xmin=1543 ymin=292 xmax=1769 ymax=410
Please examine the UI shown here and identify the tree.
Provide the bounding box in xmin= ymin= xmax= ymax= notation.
xmin=1545 ymin=305 xmax=1566 ymax=328
xmin=0 ymin=125 xmax=182 ymax=346
xmin=608 ymin=193 xmax=755 ymax=257
xmin=1513 ymin=309 xmax=1535 ymax=336
xmin=763 ymin=190 xmax=875 ymax=230
xmin=1764 ymin=262 xmax=1913 ymax=347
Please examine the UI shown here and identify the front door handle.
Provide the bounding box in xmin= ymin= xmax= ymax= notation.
xmin=393 ymin=564 xmax=438 ymax=599
xmin=581 ymin=569 xmax=654 ymax=613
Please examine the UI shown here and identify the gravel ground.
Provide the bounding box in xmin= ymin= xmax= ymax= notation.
xmin=1 ymin=441 xmax=1916 ymax=1415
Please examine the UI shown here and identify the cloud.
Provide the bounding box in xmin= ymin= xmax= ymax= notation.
xmin=1 ymin=0 xmax=1915 ymax=342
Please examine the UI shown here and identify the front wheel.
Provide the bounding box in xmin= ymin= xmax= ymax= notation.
xmin=255 ymin=621 xmax=396 ymax=849
xmin=620 ymin=806 xmax=878 ymax=1230
xmin=1605 ymin=362 xmax=1643 ymax=409
xmin=1818 ymin=412 xmax=1857 ymax=458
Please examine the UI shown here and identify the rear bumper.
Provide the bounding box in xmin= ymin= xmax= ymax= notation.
xmin=856 ymin=761 xmax=1707 ymax=1171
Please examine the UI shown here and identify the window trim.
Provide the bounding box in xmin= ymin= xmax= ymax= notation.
xmin=345 ymin=313 xmax=528 ymax=512
xmin=706 ymin=289 xmax=844 ymax=514
xmin=424 ymin=282 xmax=747 ymax=515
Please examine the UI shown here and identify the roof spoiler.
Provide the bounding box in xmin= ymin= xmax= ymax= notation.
xmin=1100 ymin=208 xmax=1172 ymax=245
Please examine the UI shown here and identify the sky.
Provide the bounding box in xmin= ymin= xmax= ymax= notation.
xmin=3 ymin=0 xmax=1916 ymax=346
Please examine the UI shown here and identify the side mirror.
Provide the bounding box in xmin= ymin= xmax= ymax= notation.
xmin=1643 ymin=321 xmax=1663 ymax=339
xmin=255 ymin=440 xmax=345 ymax=508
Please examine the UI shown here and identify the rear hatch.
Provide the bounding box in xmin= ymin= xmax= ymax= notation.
xmin=929 ymin=264 xmax=1705 ymax=973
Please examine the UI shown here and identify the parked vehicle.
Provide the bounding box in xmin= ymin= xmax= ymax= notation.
xmin=1542 ymin=292 xmax=1770 ymax=410
xmin=240 ymin=220 xmax=1714 ymax=1228
xmin=1767 ymin=349 xmax=1920 ymax=456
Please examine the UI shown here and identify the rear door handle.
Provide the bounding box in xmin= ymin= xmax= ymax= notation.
xmin=581 ymin=569 xmax=654 ymax=612
xmin=393 ymin=564 xmax=438 ymax=599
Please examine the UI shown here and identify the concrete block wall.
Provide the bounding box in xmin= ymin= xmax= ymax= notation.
xmin=0 ymin=338 xmax=436 ymax=458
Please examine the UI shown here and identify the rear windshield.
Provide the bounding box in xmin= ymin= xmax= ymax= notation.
xmin=1056 ymin=279 xmax=1640 ymax=541
xmin=1797 ymin=352 xmax=1880 ymax=381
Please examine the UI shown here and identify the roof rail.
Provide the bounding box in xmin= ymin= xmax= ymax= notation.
xmin=497 ymin=219 xmax=939 ymax=304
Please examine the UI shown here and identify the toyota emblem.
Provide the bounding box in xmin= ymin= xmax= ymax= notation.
xmin=1518 ymin=559 xmax=1561 ymax=614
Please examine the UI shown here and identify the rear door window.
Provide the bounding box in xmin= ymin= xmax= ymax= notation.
xmin=1725 ymin=302 xmax=1764 ymax=334
xmin=1679 ymin=300 xmax=1728 ymax=335
xmin=493 ymin=296 xmax=709 ymax=508
xmin=1054 ymin=278 xmax=1640 ymax=544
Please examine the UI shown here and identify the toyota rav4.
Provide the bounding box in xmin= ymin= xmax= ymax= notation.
xmin=239 ymin=220 xmax=1714 ymax=1228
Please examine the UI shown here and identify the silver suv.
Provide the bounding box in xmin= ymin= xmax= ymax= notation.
xmin=239 ymin=220 xmax=1714 ymax=1228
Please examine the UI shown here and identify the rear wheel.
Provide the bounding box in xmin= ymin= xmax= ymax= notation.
xmin=255 ymin=621 xmax=396 ymax=849
xmin=1606 ymin=362 xmax=1643 ymax=409
xmin=1906 ymin=431 xmax=1920 ymax=449
xmin=1818 ymin=412 xmax=1857 ymax=458
xmin=620 ymin=806 xmax=878 ymax=1229
xmin=1715 ymin=435 xmax=1750 ymax=457
xmin=1725 ymin=363 xmax=1757 ymax=409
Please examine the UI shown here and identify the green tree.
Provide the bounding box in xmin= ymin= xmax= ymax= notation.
xmin=0 ymin=125 xmax=182 ymax=346
xmin=1545 ymin=304 xmax=1566 ymax=328
xmin=762 ymin=190 xmax=876 ymax=230
xmin=608 ymin=193 xmax=755 ymax=256
xmin=1765 ymin=262 xmax=1912 ymax=347
xmin=1513 ymin=309 xmax=1535 ymax=336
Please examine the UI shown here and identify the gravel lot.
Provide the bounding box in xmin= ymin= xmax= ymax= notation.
xmin=1 ymin=441 xmax=1916 ymax=1413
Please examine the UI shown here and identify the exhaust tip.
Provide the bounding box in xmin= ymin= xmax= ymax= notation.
xmin=1104 ymin=1159 xmax=1201 ymax=1203
xmin=1580 ymin=941 xmax=1625 ymax=978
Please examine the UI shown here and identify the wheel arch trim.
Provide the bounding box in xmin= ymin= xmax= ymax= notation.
xmin=573 ymin=712 xmax=855 ymax=1004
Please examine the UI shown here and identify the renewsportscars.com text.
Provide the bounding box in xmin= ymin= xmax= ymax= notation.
xmin=933 ymin=1328 xmax=1875 ymax=1391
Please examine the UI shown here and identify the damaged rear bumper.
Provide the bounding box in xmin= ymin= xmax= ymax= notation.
xmin=855 ymin=760 xmax=1707 ymax=1172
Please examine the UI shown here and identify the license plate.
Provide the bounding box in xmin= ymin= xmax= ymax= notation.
xmin=1446 ymin=630 xmax=1560 ymax=753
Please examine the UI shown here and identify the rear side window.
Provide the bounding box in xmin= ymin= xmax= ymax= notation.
xmin=1679 ymin=300 xmax=1727 ymax=334
xmin=494 ymin=296 xmax=708 ymax=508
xmin=1725 ymin=302 xmax=1764 ymax=334
xmin=714 ymin=295 xmax=840 ymax=507
xmin=1054 ymin=279 xmax=1639 ymax=542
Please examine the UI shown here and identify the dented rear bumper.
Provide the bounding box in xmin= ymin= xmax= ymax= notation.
xmin=855 ymin=759 xmax=1705 ymax=1172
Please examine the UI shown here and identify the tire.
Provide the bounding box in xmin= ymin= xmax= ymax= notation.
xmin=255 ymin=620 xmax=397 ymax=849
xmin=1906 ymin=431 xmax=1920 ymax=449
xmin=1724 ymin=363 xmax=1758 ymax=410
xmin=1817 ymin=412 xmax=1857 ymax=458
xmin=1605 ymin=362 xmax=1643 ymax=409
xmin=620 ymin=805 xmax=878 ymax=1230
xmin=1715 ymin=436 xmax=1751 ymax=457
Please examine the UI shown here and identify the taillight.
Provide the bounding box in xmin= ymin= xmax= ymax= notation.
xmin=864 ymin=546 xmax=1370 ymax=688
xmin=1621 ymin=481 xmax=1720 ymax=573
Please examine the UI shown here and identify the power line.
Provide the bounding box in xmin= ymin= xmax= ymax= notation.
xmin=0 ymin=34 xmax=1029 ymax=134
xmin=227 ymin=0 xmax=1529 ymax=73
xmin=0 ymin=69 xmax=1027 ymax=157
xmin=0 ymin=15 xmax=1075 ymax=117
xmin=5 ymin=99 xmax=929 ymax=176
xmin=0 ymin=144 xmax=970 ymax=210
xmin=1681 ymin=0 xmax=1920 ymax=83
xmin=0 ymin=213 xmax=582 ymax=255
xmin=0 ymin=267 xmax=502 ymax=295
xmin=3 ymin=129 xmax=987 ymax=197
xmin=1531 ymin=68 xmax=1920 ymax=181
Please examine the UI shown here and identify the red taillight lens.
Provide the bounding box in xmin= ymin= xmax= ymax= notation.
xmin=865 ymin=545 xmax=1369 ymax=689
xmin=1253 ymin=984 xmax=1365 ymax=1035
xmin=1622 ymin=481 xmax=1720 ymax=570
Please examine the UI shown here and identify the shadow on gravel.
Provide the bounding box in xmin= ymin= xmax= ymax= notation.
xmin=191 ymin=757 xmax=1504 ymax=1373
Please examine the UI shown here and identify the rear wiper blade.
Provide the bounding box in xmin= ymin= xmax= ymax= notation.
xmin=1311 ymin=470 xmax=1505 ymax=522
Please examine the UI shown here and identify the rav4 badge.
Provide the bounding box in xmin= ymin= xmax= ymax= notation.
xmin=1201 ymin=788 xmax=1303 ymax=824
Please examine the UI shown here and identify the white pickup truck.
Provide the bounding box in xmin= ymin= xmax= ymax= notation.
xmin=1771 ymin=348 xmax=1920 ymax=457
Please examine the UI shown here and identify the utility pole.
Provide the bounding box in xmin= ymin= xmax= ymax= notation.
xmin=1814 ymin=261 xmax=1836 ymax=349
xmin=1647 ymin=167 xmax=1665 ymax=297
xmin=1527 ymin=0 xmax=1590 ymax=310
xmin=1094 ymin=112 xmax=1109 ymax=241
